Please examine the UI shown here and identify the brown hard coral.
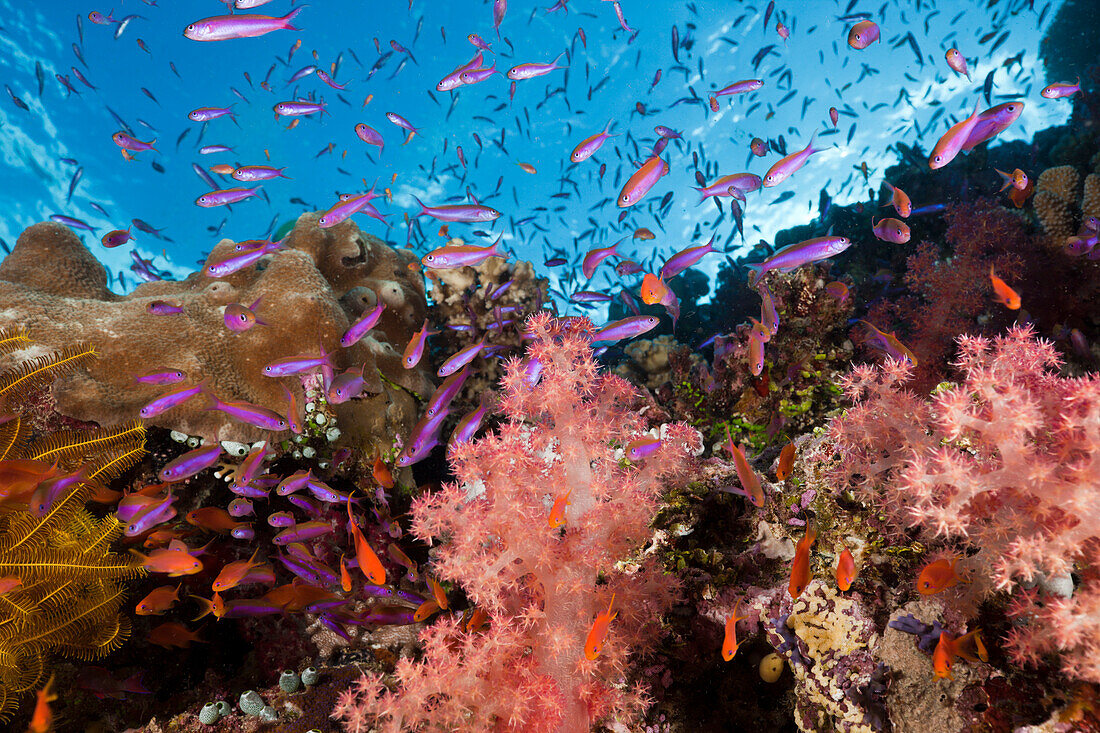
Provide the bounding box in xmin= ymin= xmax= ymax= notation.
xmin=1034 ymin=165 xmax=1081 ymax=241
xmin=0 ymin=215 xmax=434 ymax=446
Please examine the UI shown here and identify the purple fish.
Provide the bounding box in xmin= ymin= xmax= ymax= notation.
xmin=396 ymin=435 xmax=439 ymax=467
xmin=660 ymin=235 xmax=716 ymax=279
xmin=438 ymin=337 xmax=488 ymax=377
xmin=273 ymin=100 xmax=327 ymax=117
xmin=425 ymin=367 xmax=468 ymax=417
xmin=436 ymin=52 xmax=483 ymax=92
xmin=159 ymin=442 xmax=222 ymax=482
xmin=327 ymin=366 xmax=368 ymax=404
xmin=147 ymin=300 xmax=183 ymax=315
xmin=385 ymin=112 xmax=419 ymax=135
xmin=654 ymin=125 xmax=681 ymax=139
xmin=506 ymin=52 xmax=566 ymax=81
xmin=49 ymin=214 xmax=95 ymax=232
xmin=135 ymin=368 xmax=186 ymax=385
xmin=489 ymin=278 xmax=514 ymax=300
xmin=571 ymin=119 xmax=616 ymax=163
xmin=273 ymin=521 xmax=333 ymax=545
xmin=224 ymin=297 xmax=266 ymax=331
xmin=188 ymin=106 xmax=235 ymax=122
xmin=101 ymin=228 xmax=132 ymax=248
xmin=262 ymin=347 xmax=333 ymax=377
xmin=354 ymin=123 xmax=384 ymax=152
xmin=315 ymin=69 xmax=347 ymax=90
xmin=762 ymin=135 xmax=823 ymax=187
xmin=276 ymin=469 xmax=312 ymax=496
xmin=227 ymin=497 xmax=255 ymax=517
xmin=745 ymin=236 xmax=852 ymax=285
xmin=318 ymin=193 xmax=376 ymax=228
xmin=268 ymin=511 xmax=296 ymax=527
xmin=112 ymin=132 xmax=155 ymax=152
xmin=183 ymin=8 xmax=304 ymax=41
xmin=195 ymin=187 xmax=260 ymax=207
xmin=199 ymin=144 xmax=234 ymax=154
xmin=759 ymin=283 xmax=780 ymax=334
xmin=714 ymin=79 xmax=763 ymax=97
xmin=341 ymin=301 xmax=387 ymax=347
xmin=412 ymin=197 xmax=500 ymax=223
xmin=960 ymin=101 xmax=1024 ymax=152
xmin=581 ymin=239 xmax=621 ymax=278
xmin=123 ymin=493 xmax=178 ymax=536
xmin=460 ymin=62 xmax=498 ymax=85
xmin=30 ymin=466 xmax=90 ymax=518
xmin=232 ymin=165 xmax=288 ymax=182
xmin=233 ymin=444 xmax=273 ymax=488
xmin=204 ymin=240 xmax=280 ymax=277
xmin=206 ymin=395 xmax=288 ymax=431
xmin=421 ymin=238 xmax=508 ymax=268
xmin=571 ymin=291 xmax=612 ymax=303
xmin=449 ymin=400 xmax=489 ymax=448
xmin=591 ymin=315 xmax=660 ymax=343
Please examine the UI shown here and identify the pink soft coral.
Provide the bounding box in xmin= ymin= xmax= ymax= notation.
xmin=333 ymin=314 xmax=699 ymax=732
xmin=817 ymin=325 xmax=1100 ymax=682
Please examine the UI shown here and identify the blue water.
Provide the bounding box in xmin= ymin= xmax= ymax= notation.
xmin=0 ymin=0 xmax=1069 ymax=304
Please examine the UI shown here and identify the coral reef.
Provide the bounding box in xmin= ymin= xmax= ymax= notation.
xmin=1034 ymin=165 xmax=1082 ymax=240
xmin=0 ymin=217 xmax=433 ymax=445
xmin=333 ymin=314 xmax=699 ymax=732
xmin=817 ymin=325 xmax=1100 ymax=682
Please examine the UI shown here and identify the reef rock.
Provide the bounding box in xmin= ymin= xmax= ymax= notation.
xmin=0 ymin=215 xmax=434 ymax=446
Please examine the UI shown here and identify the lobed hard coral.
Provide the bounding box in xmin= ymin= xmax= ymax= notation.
xmin=0 ymin=327 xmax=146 ymax=721
xmin=333 ymin=313 xmax=699 ymax=732
xmin=816 ymin=325 xmax=1100 ymax=683
xmin=0 ymin=216 xmax=433 ymax=445
xmin=1034 ymin=165 xmax=1081 ymax=240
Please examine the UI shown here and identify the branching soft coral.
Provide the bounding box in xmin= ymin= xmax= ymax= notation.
xmin=333 ymin=313 xmax=699 ymax=732
xmin=817 ymin=325 xmax=1100 ymax=683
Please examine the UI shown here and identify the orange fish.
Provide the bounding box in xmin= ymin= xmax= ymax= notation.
xmin=362 ymin=93 xmax=373 ymax=107
xmin=262 ymin=582 xmax=338 ymax=612
xmin=583 ymin=593 xmax=617 ymax=660
xmin=133 ymin=541 xmax=203 ymax=576
xmin=517 ymin=162 xmax=536 ymax=174
xmin=191 ymin=592 xmax=226 ymax=621
xmin=640 ymin=272 xmax=671 ymax=305
xmin=548 ymin=489 xmax=571 ymax=528
xmin=148 ymin=621 xmax=205 ymax=649
xmin=835 ymin=546 xmax=856 ymax=591
xmin=211 ymin=548 xmax=263 ymax=592
xmin=776 ymin=442 xmax=795 ymax=481
xmin=27 ymin=674 xmax=56 ymax=733
xmin=788 ymin=524 xmax=816 ymax=599
xmin=428 ymin=576 xmax=449 ymax=610
xmin=186 ymin=507 xmax=249 ymax=534
xmin=209 ymin=163 xmax=235 ymax=175
xmin=373 ymin=454 xmax=395 ymax=489
xmin=414 ymin=599 xmax=441 ymax=622
xmin=340 ymin=554 xmax=353 ymax=593
xmin=721 ymin=598 xmax=750 ymax=661
xmin=347 ymin=497 xmax=386 ymax=585
xmin=882 ymin=182 xmax=912 ymax=217
xmin=933 ymin=629 xmax=987 ymax=679
xmin=945 ymin=47 xmax=970 ymax=80
xmin=465 ymin=607 xmax=489 ymax=633
xmin=633 ymin=227 xmax=655 ymax=240
xmin=994 ymin=167 xmax=1028 ymax=192
xmin=0 ymin=575 xmax=22 ymax=595
xmin=387 ymin=542 xmax=419 ymax=580
xmin=135 ymin=584 xmax=181 ymax=615
xmin=726 ymin=427 xmax=764 ymax=507
xmin=917 ymin=555 xmax=965 ymax=595
xmin=989 ymin=266 xmax=1021 ymax=309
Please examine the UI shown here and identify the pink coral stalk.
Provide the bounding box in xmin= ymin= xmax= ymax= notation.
xmin=333 ymin=314 xmax=699 ymax=731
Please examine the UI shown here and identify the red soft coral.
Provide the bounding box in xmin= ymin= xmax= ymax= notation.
xmin=817 ymin=325 xmax=1100 ymax=683
xmin=332 ymin=313 xmax=699 ymax=732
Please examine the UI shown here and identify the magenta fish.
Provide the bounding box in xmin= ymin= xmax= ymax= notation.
xmin=386 ymin=112 xmax=419 ymax=135
xmin=263 ymin=347 xmax=334 ymax=377
xmin=403 ymin=320 xmax=433 ymax=369
xmin=929 ymin=100 xmax=982 ymax=170
xmin=1041 ymin=78 xmax=1080 ymax=99
xmin=437 ymin=52 xmax=484 ymax=92
xmin=506 ymin=52 xmax=566 ymax=81
xmin=183 ymin=8 xmax=303 ymax=41
xmin=582 ymin=239 xmax=622 ymax=278
xmin=617 ymin=156 xmax=668 ymax=207
xmin=661 ymin=235 xmax=717 ymax=279
xmin=147 ymin=300 xmax=183 ymax=316
xmin=140 ymin=381 xmax=205 ymax=418
xmin=274 ymin=100 xmax=326 ymax=117
xmin=468 ymin=33 xmax=492 ymax=52
xmin=871 ymin=217 xmax=911 ymax=244
xmin=591 ymin=316 xmax=660 ymax=343
xmin=159 ymin=442 xmax=222 ymax=482
xmin=425 ymin=367 xmax=469 ymax=417
xmin=327 ymin=366 xmax=368 ymax=404
xmin=112 ymin=131 xmax=156 ymax=152
xmin=318 ymin=193 xmax=379 ymax=228
xmin=438 ymin=337 xmax=488 ymax=377
xmin=354 ymin=123 xmax=384 ymax=153
xmin=206 ymin=394 xmax=289 ymax=431
xmin=421 ymin=239 xmax=508 ymax=269
xmin=763 ymin=136 xmax=822 ymax=187
xmin=961 ymin=102 xmax=1023 ymax=151
xmin=714 ymin=79 xmax=763 ymax=97
xmin=204 ymin=240 xmax=280 ymax=277
xmin=315 ymin=69 xmax=347 ymax=90
xmin=745 ymin=235 xmax=852 ymax=285
xmin=224 ymin=297 xmax=266 ymax=331
xmin=232 ymin=165 xmax=289 ymax=182
xmin=340 ymin=301 xmax=387 ymax=347
xmin=101 ymin=227 xmax=132 ymax=248
xmin=195 ymin=187 xmax=260 ymax=207
xmin=273 ymin=521 xmax=333 ymax=545
xmin=135 ymin=368 xmax=186 ymax=386
xmin=412 ymin=197 xmax=501 ymax=223
xmin=188 ymin=106 xmax=235 ymax=122
xmin=460 ymin=62 xmax=499 ymax=85
xmin=570 ymin=119 xmax=617 ymax=163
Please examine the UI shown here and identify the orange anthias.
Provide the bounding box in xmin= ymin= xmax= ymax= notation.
xmin=989 ymin=265 xmax=1021 ymax=310
xmin=135 ymin=584 xmax=181 ymax=616
xmin=933 ymin=629 xmax=987 ymax=679
xmin=640 ymin=272 xmax=670 ymax=305
xmin=347 ymin=496 xmax=386 ymax=585
xmin=917 ymin=555 xmax=965 ymax=595
xmin=835 ymin=546 xmax=856 ymax=591
xmin=788 ymin=524 xmax=817 ymax=599
xmin=548 ymin=489 xmax=572 ymax=528
xmin=372 ymin=454 xmax=395 ymax=489
xmin=776 ymin=442 xmax=795 ymax=481
xmin=211 ymin=548 xmax=263 ymax=592
xmin=721 ymin=598 xmax=750 ymax=661
xmin=726 ymin=427 xmax=764 ymax=507
xmin=583 ymin=593 xmax=618 ymax=660
xmin=27 ymin=674 xmax=56 ymax=733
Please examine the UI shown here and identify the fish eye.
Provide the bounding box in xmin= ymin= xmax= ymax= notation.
xmin=239 ymin=314 xmax=247 ymax=321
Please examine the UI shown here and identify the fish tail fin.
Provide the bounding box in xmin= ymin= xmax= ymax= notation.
xmin=744 ymin=261 xmax=764 ymax=286
xmin=603 ymin=118 xmax=616 ymax=135
xmin=282 ymin=5 xmax=306 ymax=30
xmin=692 ymin=187 xmax=709 ymax=204
xmin=189 ymin=594 xmax=213 ymax=622
xmin=553 ymin=51 xmax=568 ymax=69
xmin=411 ymin=195 xmax=427 ymax=217
xmin=491 ymin=235 xmax=511 ymax=260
